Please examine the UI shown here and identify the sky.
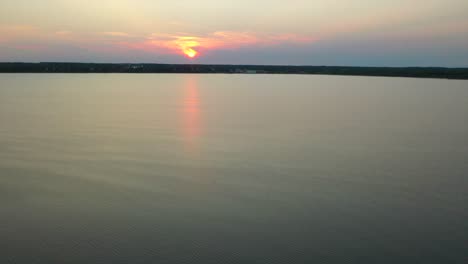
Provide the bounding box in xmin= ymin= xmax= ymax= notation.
xmin=1 ymin=0 xmax=467 ymax=66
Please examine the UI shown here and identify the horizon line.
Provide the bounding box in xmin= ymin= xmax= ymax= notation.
xmin=1 ymin=62 xmax=467 ymax=69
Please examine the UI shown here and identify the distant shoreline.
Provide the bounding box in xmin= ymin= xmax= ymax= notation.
xmin=1 ymin=62 xmax=467 ymax=80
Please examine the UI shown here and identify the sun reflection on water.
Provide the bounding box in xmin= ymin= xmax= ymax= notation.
xmin=181 ymin=75 xmax=201 ymax=153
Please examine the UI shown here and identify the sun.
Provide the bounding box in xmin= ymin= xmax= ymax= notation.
xmin=184 ymin=48 xmax=198 ymax=58
xmin=171 ymin=36 xmax=200 ymax=59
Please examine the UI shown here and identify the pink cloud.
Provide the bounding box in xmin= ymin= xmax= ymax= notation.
xmin=121 ymin=31 xmax=314 ymax=57
xmin=0 ymin=25 xmax=314 ymax=59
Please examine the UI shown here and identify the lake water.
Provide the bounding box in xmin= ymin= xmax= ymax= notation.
xmin=1 ymin=74 xmax=467 ymax=264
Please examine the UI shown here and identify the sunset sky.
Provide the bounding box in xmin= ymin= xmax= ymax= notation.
xmin=1 ymin=0 xmax=467 ymax=66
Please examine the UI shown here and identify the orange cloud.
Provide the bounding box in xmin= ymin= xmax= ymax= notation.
xmin=0 ymin=25 xmax=39 ymax=42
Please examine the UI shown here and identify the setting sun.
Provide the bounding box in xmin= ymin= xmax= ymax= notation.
xmin=172 ymin=37 xmax=201 ymax=59
xmin=184 ymin=48 xmax=198 ymax=58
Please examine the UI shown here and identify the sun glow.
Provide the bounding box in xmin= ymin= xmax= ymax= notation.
xmin=129 ymin=32 xmax=314 ymax=60
xmin=173 ymin=37 xmax=200 ymax=59
xmin=184 ymin=47 xmax=198 ymax=58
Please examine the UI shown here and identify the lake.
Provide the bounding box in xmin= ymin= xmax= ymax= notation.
xmin=1 ymin=74 xmax=467 ymax=264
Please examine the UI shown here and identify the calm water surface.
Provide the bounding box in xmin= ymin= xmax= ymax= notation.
xmin=1 ymin=74 xmax=467 ymax=263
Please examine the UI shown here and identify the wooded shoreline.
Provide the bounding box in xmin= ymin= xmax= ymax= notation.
xmin=1 ymin=63 xmax=467 ymax=79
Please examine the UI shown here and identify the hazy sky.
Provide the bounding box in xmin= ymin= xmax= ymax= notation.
xmin=1 ymin=0 xmax=467 ymax=66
